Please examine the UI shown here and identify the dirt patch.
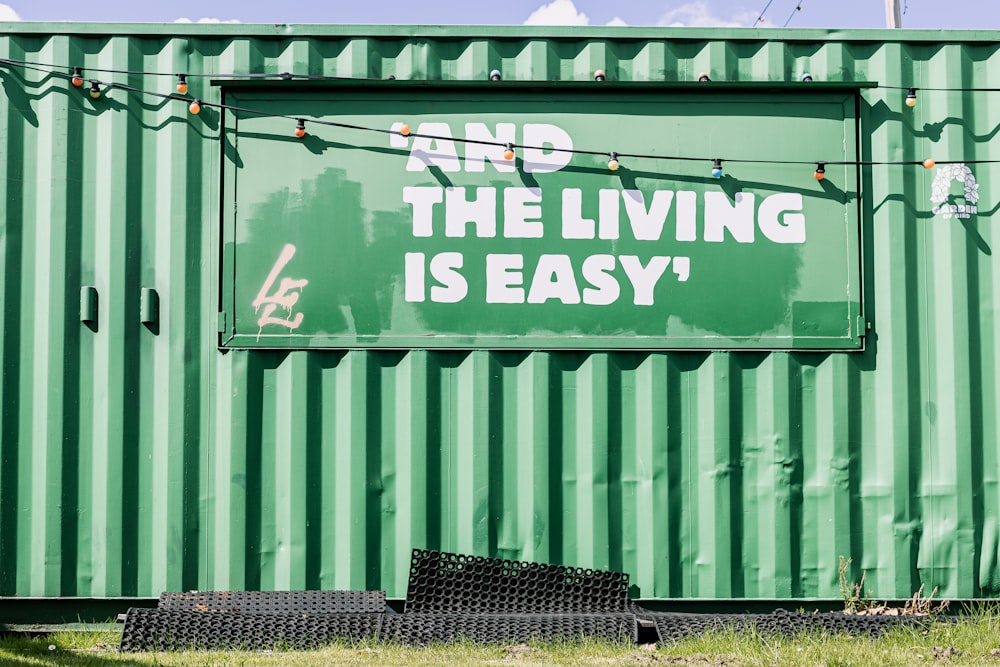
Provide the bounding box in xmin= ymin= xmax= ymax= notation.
xmin=502 ymin=643 xmax=540 ymax=660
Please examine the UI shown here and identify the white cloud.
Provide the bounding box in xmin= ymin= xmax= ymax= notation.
xmin=524 ymin=1 xmax=628 ymax=27
xmin=0 ymin=4 xmax=21 ymax=21
xmin=174 ymin=17 xmax=241 ymax=24
xmin=524 ymin=0 xmax=590 ymax=26
xmin=658 ymin=1 xmax=754 ymax=27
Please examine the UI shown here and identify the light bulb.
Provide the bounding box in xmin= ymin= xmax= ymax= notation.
xmin=698 ymin=72 xmax=711 ymax=82
xmin=608 ymin=152 xmax=619 ymax=171
xmin=711 ymin=158 xmax=723 ymax=178
xmin=176 ymin=74 xmax=188 ymax=94
xmin=923 ymin=158 xmax=935 ymax=169
xmin=905 ymin=88 xmax=917 ymax=107
xmin=801 ymin=72 xmax=813 ymax=82
xmin=89 ymin=81 xmax=101 ymax=99
xmin=814 ymin=162 xmax=826 ymax=180
xmin=399 ymin=124 xmax=411 ymax=137
xmin=594 ymin=69 xmax=606 ymax=81
xmin=71 ymin=67 xmax=83 ymax=87
xmin=489 ymin=69 xmax=501 ymax=81
xmin=189 ymin=99 xmax=201 ymax=115
xmin=503 ymin=143 xmax=515 ymax=161
xmin=294 ymin=119 xmax=306 ymax=138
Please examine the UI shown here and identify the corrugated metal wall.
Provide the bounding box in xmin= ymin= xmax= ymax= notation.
xmin=1 ymin=24 xmax=998 ymax=600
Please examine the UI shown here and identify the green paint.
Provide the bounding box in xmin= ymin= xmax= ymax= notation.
xmin=1 ymin=25 xmax=998 ymax=611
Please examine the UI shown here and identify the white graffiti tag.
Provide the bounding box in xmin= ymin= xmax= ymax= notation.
xmin=931 ymin=163 xmax=980 ymax=219
xmin=253 ymin=243 xmax=309 ymax=338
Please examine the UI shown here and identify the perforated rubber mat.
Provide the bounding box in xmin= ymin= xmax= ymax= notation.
xmin=381 ymin=612 xmax=638 ymax=645
xmin=633 ymin=608 xmax=928 ymax=644
xmin=157 ymin=590 xmax=386 ymax=614
xmin=118 ymin=608 xmax=382 ymax=651
xmin=405 ymin=549 xmax=630 ymax=613
xmin=120 ymin=605 xmax=932 ymax=651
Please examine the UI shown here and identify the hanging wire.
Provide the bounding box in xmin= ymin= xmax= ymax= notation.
xmin=0 ymin=55 xmax=379 ymax=81
xmin=6 ymin=55 xmax=1000 ymax=93
xmin=0 ymin=57 xmax=994 ymax=170
xmin=880 ymin=83 xmax=1000 ymax=92
xmin=783 ymin=0 xmax=805 ymax=28
xmin=751 ymin=0 xmax=776 ymax=27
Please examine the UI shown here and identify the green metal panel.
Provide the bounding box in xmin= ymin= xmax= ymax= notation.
xmin=0 ymin=24 xmax=998 ymax=604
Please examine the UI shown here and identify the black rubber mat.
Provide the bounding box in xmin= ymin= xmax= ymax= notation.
xmin=118 ymin=608 xmax=382 ymax=651
xmin=380 ymin=612 xmax=638 ymax=645
xmin=405 ymin=549 xmax=630 ymax=613
xmin=157 ymin=590 xmax=386 ymax=614
xmin=633 ymin=608 xmax=928 ymax=644
xmin=121 ymin=602 xmax=932 ymax=651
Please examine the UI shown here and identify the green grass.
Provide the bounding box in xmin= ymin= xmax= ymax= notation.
xmin=4 ymin=614 xmax=1000 ymax=666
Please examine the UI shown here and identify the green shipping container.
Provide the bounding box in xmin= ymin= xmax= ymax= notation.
xmin=0 ymin=23 xmax=998 ymax=610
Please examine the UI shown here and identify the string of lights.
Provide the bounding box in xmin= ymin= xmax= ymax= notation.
xmin=2 ymin=55 xmax=376 ymax=82
xmin=12 ymin=56 xmax=1000 ymax=94
xmin=2 ymin=57 xmax=998 ymax=179
xmin=752 ymin=0 xmax=777 ymax=26
xmin=10 ymin=56 xmax=1000 ymax=96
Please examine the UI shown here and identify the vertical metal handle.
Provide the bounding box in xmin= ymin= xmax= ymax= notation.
xmin=140 ymin=287 xmax=159 ymax=327
xmin=80 ymin=286 xmax=98 ymax=324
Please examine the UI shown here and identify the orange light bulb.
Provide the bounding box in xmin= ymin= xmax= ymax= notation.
xmin=923 ymin=158 xmax=935 ymax=169
xmin=189 ymin=99 xmax=201 ymax=115
xmin=399 ymin=124 xmax=411 ymax=136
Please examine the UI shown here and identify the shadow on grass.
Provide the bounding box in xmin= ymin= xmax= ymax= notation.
xmin=0 ymin=634 xmax=149 ymax=666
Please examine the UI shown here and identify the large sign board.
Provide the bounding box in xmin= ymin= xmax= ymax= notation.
xmin=220 ymin=82 xmax=864 ymax=349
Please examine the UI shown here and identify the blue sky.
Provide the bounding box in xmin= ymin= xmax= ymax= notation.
xmin=0 ymin=0 xmax=997 ymax=30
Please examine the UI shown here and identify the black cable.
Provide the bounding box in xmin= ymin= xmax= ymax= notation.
xmin=7 ymin=55 xmax=1000 ymax=93
xmin=752 ymin=0 xmax=776 ymax=27
xmin=880 ymin=84 xmax=1000 ymax=92
xmin=782 ymin=0 xmax=805 ymax=28
xmin=0 ymin=56 xmax=377 ymax=81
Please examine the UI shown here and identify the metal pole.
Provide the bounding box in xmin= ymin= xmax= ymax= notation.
xmin=885 ymin=0 xmax=901 ymax=28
